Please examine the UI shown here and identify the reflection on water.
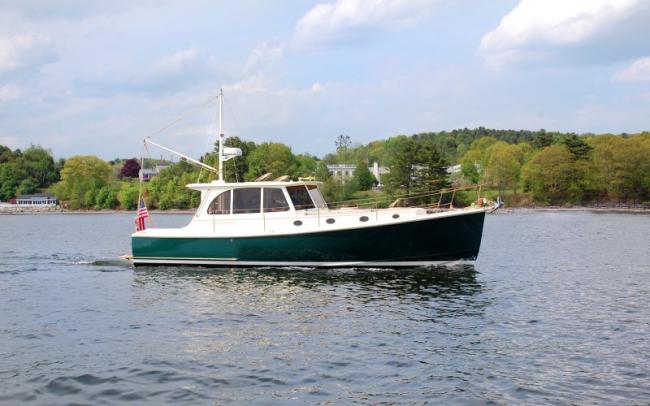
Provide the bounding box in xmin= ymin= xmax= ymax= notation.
xmin=133 ymin=264 xmax=481 ymax=298
xmin=131 ymin=266 xmax=489 ymax=324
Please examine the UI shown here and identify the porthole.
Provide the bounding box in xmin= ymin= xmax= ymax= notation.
xmin=359 ymin=216 xmax=369 ymax=222
xmin=293 ymin=220 xmax=303 ymax=226
xmin=392 ymin=214 xmax=400 ymax=219
xmin=326 ymin=218 xmax=336 ymax=224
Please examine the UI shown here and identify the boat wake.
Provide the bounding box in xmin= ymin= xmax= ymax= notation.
xmin=71 ymin=258 xmax=133 ymax=269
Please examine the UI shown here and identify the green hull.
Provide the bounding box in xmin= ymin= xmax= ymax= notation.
xmin=131 ymin=211 xmax=486 ymax=267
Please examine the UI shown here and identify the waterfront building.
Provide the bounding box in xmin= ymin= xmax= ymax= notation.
xmin=11 ymin=193 xmax=58 ymax=206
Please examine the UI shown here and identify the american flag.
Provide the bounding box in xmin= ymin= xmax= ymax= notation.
xmin=135 ymin=197 xmax=149 ymax=231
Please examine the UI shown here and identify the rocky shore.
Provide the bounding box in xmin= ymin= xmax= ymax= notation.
xmin=0 ymin=205 xmax=193 ymax=215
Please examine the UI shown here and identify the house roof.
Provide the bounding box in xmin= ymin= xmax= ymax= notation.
xmin=17 ymin=193 xmax=56 ymax=199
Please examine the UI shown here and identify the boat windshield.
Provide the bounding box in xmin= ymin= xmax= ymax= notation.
xmin=287 ymin=185 xmax=315 ymax=210
xmin=307 ymin=185 xmax=327 ymax=208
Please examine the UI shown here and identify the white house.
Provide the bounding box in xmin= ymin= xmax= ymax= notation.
xmin=326 ymin=162 xmax=390 ymax=186
xmin=13 ymin=193 xmax=58 ymax=206
xmin=139 ymin=164 xmax=170 ymax=181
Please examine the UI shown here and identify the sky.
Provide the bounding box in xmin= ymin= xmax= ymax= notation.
xmin=1 ymin=0 xmax=649 ymax=160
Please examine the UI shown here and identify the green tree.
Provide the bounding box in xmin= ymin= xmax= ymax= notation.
xmin=54 ymin=156 xmax=113 ymax=209
xmin=352 ymin=161 xmax=375 ymax=191
xmin=590 ymin=134 xmax=650 ymax=203
xmin=563 ymin=134 xmax=592 ymax=160
xmin=295 ymin=154 xmax=318 ymax=178
xmin=245 ymin=143 xmax=296 ymax=180
xmin=459 ymin=136 xmax=497 ymax=183
xmin=104 ymin=190 xmax=119 ymax=209
xmin=94 ymin=187 xmax=110 ymax=209
xmin=0 ymin=163 xmax=19 ymax=200
xmin=17 ymin=145 xmax=58 ymax=187
xmin=315 ymin=161 xmax=331 ymax=181
xmin=320 ymin=177 xmax=357 ymax=204
xmin=0 ymin=145 xmax=17 ymax=163
xmin=412 ymin=139 xmax=449 ymax=194
xmin=84 ymin=189 xmax=96 ymax=208
xmin=460 ymin=154 xmax=480 ymax=184
xmin=119 ymin=181 xmax=140 ymax=210
xmin=522 ymin=145 xmax=575 ymax=204
xmin=16 ymin=178 xmax=39 ymax=196
xmin=483 ymin=142 xmax=523 ymax=195
xmin=533 ymin=129 xmax=553 ymax=149
xmin=146 ymin=161 xmax=201 ymax=210
xmin=383 ymin=136 xmax=419 ymax=195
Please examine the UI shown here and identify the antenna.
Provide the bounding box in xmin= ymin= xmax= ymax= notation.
xmin=216 ymin=89 xmax=241 ymax=182
xmin=218 ymin=88 xmax=224 ymax=182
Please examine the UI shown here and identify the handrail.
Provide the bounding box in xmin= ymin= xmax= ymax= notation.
xmin=325 ymin=185 xmax=484 ymax=209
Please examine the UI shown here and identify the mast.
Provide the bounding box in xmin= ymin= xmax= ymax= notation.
xmin=218 ymin=88 xmax=224 ymax=182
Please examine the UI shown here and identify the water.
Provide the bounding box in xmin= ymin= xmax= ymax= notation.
xmin=1 ymin=211 xmax=649 ymax=405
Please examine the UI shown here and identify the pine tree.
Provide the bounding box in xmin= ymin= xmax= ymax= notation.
xmin=412 ymin=139 xmax=450 ymax=194
xmin=352 ymin=160 xmax=375 ymax=191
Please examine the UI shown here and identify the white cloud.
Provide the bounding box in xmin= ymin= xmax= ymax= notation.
xmin=481 ymin=0 xmax=649 ymax=68
xmin=614 ymin=57 xmax=650 ymax=82
xmin=154 ymin=46 xmax=202 ymax=74
xmin=223 ymin=74 xmax=273 ymax=95
xmin=0 ymin=83 xmax=22 ymax=103
xmin=0 ymin=1 xmax=164 ymax=20
xmin=243 ymin=42 xmax=285 ymax=74
xmin=311 ymin=82 xmax=325 ymax=92
xmin=0 ymin=33 xmax=54 ymax=72
xmin=293 ymin=0 xmax=437 ymax=49
xmin=73 ymin=46 xmax=224 ymax=97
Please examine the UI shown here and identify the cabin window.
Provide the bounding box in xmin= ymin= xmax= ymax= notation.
xmin=307 ymin=185 xmax=327 ymax=208
xmin=233 ymin=188 xmax=261 ymax=214
xmin=263 ymin=188 xmax=289 ymax=212
xmin=207 ymin=190 xmax=231 ymax=215
xmin=287 ymin=186 xmax=315 ymax=210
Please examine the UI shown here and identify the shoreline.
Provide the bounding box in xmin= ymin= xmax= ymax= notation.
xmin=1 ymin=206 xmax=648 ymax=215
xmin=492 ymin=206 xmax=650 ymax=214
xmin=0 ymin=208 xmax=195 ymax=215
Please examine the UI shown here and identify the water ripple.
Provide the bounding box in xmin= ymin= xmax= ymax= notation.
xmin=0 ymin=212 xmax=649 ymax=404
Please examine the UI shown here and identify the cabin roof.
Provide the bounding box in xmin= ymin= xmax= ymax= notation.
xmin=186 ymin=180 xmax=322 ymax=191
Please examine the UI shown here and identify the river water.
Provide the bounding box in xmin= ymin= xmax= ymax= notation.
xmin=0 ymin=211 xmax=649 ymax=405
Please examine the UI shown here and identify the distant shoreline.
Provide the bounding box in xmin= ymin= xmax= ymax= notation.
xmin=1 ymin=206 xmax=648 ymax=215
xmin=492 ymin=206 xmax=650 ymax=214
xmin=0 ymin=208 xmax=194 ymax=215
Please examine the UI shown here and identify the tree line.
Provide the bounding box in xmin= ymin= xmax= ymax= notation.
xmin=459 ymin=132 xmax=650 ymax=205
xmin=1 ymin=128 xmax=648 ymax=210
xmin=0 ymin=145 xmax=61 ymax=201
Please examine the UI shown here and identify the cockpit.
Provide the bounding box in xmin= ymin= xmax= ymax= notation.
xmin=204 ymin=184 xmax=326 ymax=216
